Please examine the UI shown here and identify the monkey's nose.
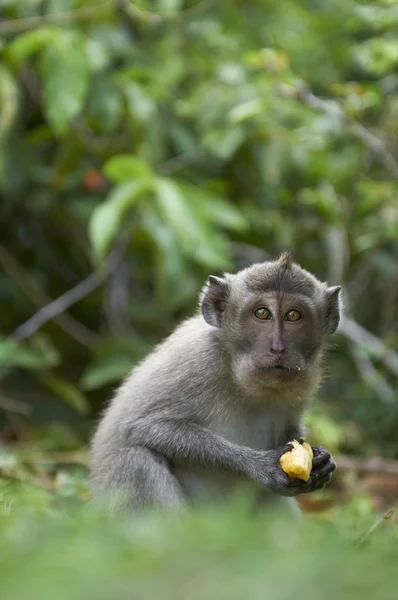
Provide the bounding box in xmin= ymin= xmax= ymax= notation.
xmin=270 ymin=344 xmax=286 ymax=354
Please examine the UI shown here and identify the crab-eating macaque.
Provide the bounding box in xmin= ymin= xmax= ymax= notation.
xmin=90 ymin=252 xmax=340 ymax=514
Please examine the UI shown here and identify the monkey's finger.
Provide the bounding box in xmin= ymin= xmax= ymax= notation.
xmin=312 ymin=473 xmax=332 ymax=491
xmin=298 ymin=473 xmax=332 ymax=494
xmin=276 ymin=443 xmax=295 ymax=461
xmin=311 ymin=445 xmax=329 ymax=458
xmin=282 ymin=484 xmax=310 ymax=496
xmin=319 ymin=458 xmax=336 ymax=476
xmin=276 ymin=482 xmax=308 ymax=497
xmin=284 ymin=475 xmax=310 ymax=488
xmin=307 ymin=469 xmax=333 ymax=489
xmin=285 ymin=459 xmax=335 ymax=491
xmin=312 ymin=456 xmax=336 ymax=476
xmin=284 ymin=442 xmax=295 ymax=451
xmin=300 ymin=481 xmax=329 ymax=494
xmin=311 ymin=446 xmax=331 ymax=467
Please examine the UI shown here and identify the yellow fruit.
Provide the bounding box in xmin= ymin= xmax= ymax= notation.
xmin=279 ymin=440 xmax=313 ymax=482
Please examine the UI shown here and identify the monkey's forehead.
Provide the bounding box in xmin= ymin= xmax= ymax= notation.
xmin=236 ymin=263 xmax=323 ymax=299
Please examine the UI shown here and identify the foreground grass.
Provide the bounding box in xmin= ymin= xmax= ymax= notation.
xmin=0 ymin=478 xmax=397 ymax=600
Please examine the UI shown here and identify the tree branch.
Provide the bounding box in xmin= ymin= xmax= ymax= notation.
xmin=380 ymin=258 xmax=398 ymax=339
xmin=0 ymin=1 xmax=110 ymax=35
xmin=9 ymin=245 xmax=124 ymax=342
xmin=326 ymin=225 xmax=348 ymax=286
xmin=350 ymin=344 xmax=395 ymax=404
xmin=0 ymin=244 xmax=97 ymax=347
xmin=337 ymin=455 xmax=398 ymax=476
xmin=276 ymin=81 xmax=398 ymax=179
xmin=10 ymin=272 xmax=101 ymax=341
xmin=0 ymin=394 xmax=31 ymax=416
xmin=340 ymin=316 xmax=398 ymax=378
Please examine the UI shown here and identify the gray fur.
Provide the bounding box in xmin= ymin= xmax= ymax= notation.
xmin=90 ymin=254 xmax=340 ymax=513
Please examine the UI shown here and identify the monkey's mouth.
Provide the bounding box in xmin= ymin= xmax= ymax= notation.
xmin=261 ymin=364 xmax=301 ymax=376
xmin=270 ymin=362 xmax=294 ymax=370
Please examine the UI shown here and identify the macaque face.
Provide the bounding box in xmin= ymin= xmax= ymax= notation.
xmin=228 ymin=290 xmax=323 ymax=394
xmin=201 ymin=254 xmax=341 ymax=398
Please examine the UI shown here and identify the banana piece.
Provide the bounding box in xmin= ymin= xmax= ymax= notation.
xmin=279 ymin=440 xmax=313 ymax=482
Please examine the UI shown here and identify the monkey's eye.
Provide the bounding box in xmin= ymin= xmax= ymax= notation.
xmin=285 ymin=309 xmax=302 ymax=322
xmin=254 ymin=307 xmax=272 ymax=320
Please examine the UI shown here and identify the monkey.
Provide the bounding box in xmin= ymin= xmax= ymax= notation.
xmin=90 ymin=251 xmax=340 ymax=514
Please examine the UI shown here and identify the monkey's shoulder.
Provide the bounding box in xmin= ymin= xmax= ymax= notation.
xmin=107 ymin=316 xmax=228 ymax=416
xmin=142 ymin=316 xmax=222 ymax=363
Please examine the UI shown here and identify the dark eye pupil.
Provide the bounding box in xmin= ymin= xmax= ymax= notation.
xmin=255 ymin=307 xmax=270 ymax=319
xmin=286 ymin=309 xmax=301 ymax=321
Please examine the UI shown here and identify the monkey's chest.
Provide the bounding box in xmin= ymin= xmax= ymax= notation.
xmin=172 ymin=410 xmax=290 ymax=504
xmin=210 ymin=409 xmax=289 ymax=450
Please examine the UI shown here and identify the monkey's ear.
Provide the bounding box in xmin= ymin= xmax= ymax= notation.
xmin=325 ymin=286 xmax=342 ymax=334
xmin=200 ymin=275 xmax=229 ymax=328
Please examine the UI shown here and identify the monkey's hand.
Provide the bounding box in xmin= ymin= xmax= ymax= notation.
xmin=254 ymin=444 xmax=336 ymax=497
xmin=300 ymin=445 xmax=337 ymax=494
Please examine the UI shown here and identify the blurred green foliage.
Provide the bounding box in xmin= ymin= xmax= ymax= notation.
xmin=1 ymin=0 xmax=398 ymax=463
xmin=2 ymin=2 xmax=398 ymax=595
xmin=0 ymin=481 xmax=397 ymax=600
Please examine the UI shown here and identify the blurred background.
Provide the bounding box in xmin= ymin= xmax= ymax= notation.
xmin=1 ymin=0 xmax=398 ymax=514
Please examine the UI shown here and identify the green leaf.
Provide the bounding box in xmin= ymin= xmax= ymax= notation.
xmin=80 ymin=337 xmax=152 ymax=390
xmin=155 ymin=178 xmax=231 ymax=269
xmin=8 ymin=27 xmax=91 ymax=133
xmin=356 ymin=39 xmax=398 ymax=75
xmin=159 ymin=0 xmax=183 ymax=11
xmin=47 ymin=0 xmax=74 ymax=12
xmin=89 ymin=180 xmax=151 ymax=261
xmin=298 ymin=184 xmax=341 ymax=222
xmin=85 ymin=38 xmax=110 ymax=72
xmin=228 ymin=99 xmax=264 ymax=124
xmin=103 ymin=154 xmax=154 ymax=183
xmin=80 ymin=356 xmax=133 ymax=391
xmin=177 ymin=182 xmax=248 ymax=232
xmin=306 ymin=413 xmax=343 ymax=453
xmin=354 ymin=232 xmax=381 ymax=253
xmin=0 ymin=66 xmax=18 ymax=141
xmin=0 ymin=337 xmax=60 ymax=371
xmin=123 ymin=82 xmax=156 ymax=123
xmin=7 ymin=27 xmax=61 ymax=64
xmin=41 ymin=376 xmax=90 ymax=415
xmin=194 ymin=230 xmax=231 ymax=270
xmin=88 ymin=77 xmax=123 ymax=133
xmin=142 ymin=210 xmax=198 ymax=309
xmin=155 ymin=178 xmax=201 ymax=250
xmin=39 ymin=32 xmax=90 ymax=134
xmin=201 ymin=128 xmax=244 ymax=160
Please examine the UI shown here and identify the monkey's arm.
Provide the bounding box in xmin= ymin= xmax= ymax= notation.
xmin=126 ymin=418 xmax=335 ymax=496
xmin=127 ymin=417 xmax=288 ymax=485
